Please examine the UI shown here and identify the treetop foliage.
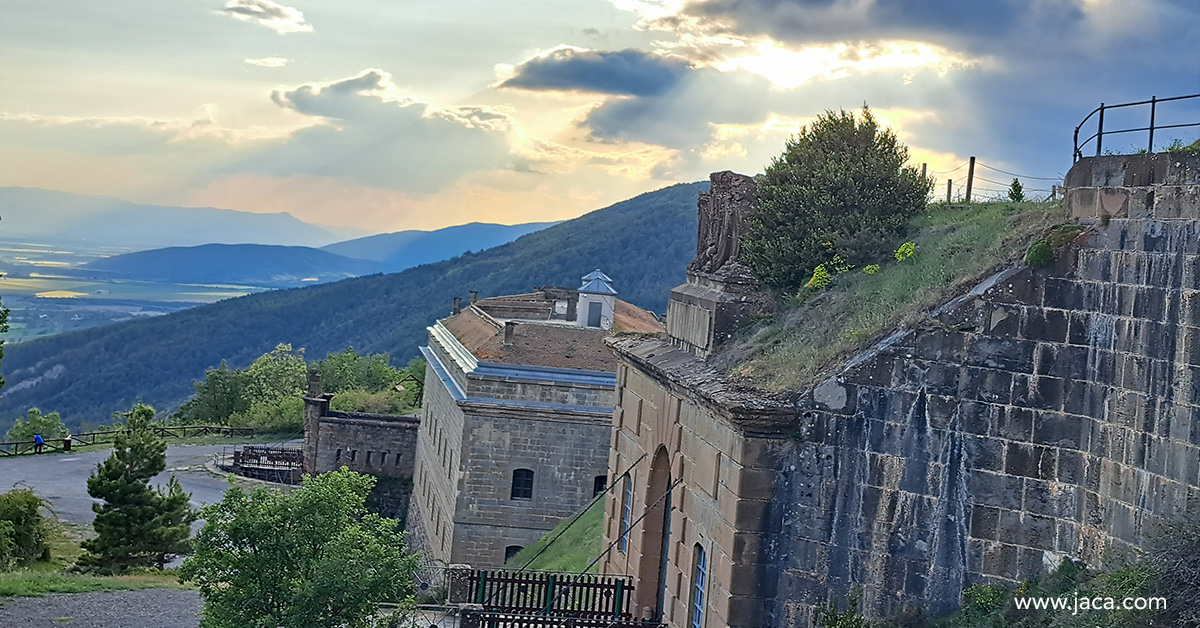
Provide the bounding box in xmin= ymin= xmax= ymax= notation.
xmin=172 ymin=346 xmax=424 ymax=430
xmin=5 ymin=407 xmax=69 ymax=442
xmin=181 ymin=469 xmax=418 ymax=628
xmin=742 ymin=106 xmax=933 ymax=290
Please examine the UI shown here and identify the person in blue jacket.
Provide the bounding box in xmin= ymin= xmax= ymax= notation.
xmin=33 ymin=433 xmax=44 ymax=454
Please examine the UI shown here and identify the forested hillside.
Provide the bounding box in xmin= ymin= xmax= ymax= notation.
xmin=0 ymin=182 xmax=703 ymax=430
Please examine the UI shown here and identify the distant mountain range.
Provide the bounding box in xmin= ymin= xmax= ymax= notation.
xmin=64 ymin=222 xmax=556 ymax=287
xmin=0 ymin=187 xmax=363 ymax=249
xmin=321 ymin=222 xmax=556 ymax=269
xmin=0 ymin=181 xmax=704 ymax=430
xmin=78 ymin=244 xmax=380 ymax=287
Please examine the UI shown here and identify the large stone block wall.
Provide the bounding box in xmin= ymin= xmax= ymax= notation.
xmin=311 ymin=412 xmax=419 ymax=477
xmin=412 ymin=359 xmax=468 ymax=565
xmin=766 ymin=154 xmax=1200 ymax=623
xmin=602 ymin=362 xmax=783 ymax=627
xmin=453 ymin=404 xmax=611 ymax=567
xmin=466 ymin=375 xmax=615 ymax=408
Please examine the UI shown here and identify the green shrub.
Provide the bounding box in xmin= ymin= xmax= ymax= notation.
xmin=894 ymin=241 xmax=916 ymax=262
xmin=742 ymin=106 xmax=933 ymax=290
xmin=806 ymin=264 xmax=834 ymax=289
xmin=0 ymin=488 xmax=51 ymax=566
xmin=1025 ymin=240 xmax=1054 ymax=267
xmin=863 ymin=264 xmax=881 ymax=275
xmin=330 ymin=389 xmax=414 ymax=415
xmin=228 ymin=397 xmax=304 ymax=431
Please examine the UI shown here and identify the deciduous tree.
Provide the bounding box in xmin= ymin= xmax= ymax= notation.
xmin=181 ymin=469 xmax=417 ymax=628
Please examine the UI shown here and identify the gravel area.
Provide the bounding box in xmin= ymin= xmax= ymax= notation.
xmin=0 ymin=589 xmax=201 ymax=628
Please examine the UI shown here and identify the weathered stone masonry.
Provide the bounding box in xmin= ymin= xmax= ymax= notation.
xmin=604 ymin=155 xmax=1200 ymax=627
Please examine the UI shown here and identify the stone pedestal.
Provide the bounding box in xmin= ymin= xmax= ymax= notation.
xmin=666 ymin=264 xmax=769 ymax=357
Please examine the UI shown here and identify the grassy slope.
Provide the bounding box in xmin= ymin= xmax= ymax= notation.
xmin=0 ymin=522 xmax=181 ymax=598
xmin=729 ymin=201 xmax=1068 ymax=390
xmin=507 ymin=499 xmax=604 ymax=573
xmin=1 ymin=182 xmax=703 ymax=430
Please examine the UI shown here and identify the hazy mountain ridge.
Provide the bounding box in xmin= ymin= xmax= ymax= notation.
xmin=0 ymin=187 xmax=361 ymax=249
xmin=0 ymin=182 xmax=704 ymax=430
xmin=79 ymin=244 xmax=381 ymax=287
xmin=321 ymin=222 xmax=557 ymax=268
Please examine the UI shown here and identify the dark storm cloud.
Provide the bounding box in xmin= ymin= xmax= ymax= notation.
xmin=678 ymin=0 xmax=1086 ymax=52
xmin=500 ymin=48 xmax=693 ymax=97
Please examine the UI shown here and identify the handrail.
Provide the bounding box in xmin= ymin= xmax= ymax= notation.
xmin=1074 ymin=93 xmax=1200 ymax=161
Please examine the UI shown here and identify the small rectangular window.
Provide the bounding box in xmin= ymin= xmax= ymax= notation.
xmin=511 ymin=468 xmax=534 ymax=500
xmin=620 ymin=474 xmax=633 ymax=553
xmin=593 ymin=475 xmax=607 ymax=497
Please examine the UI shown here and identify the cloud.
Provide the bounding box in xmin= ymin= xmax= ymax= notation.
xmin=218 ymin=0 xmax=312 ymax=35
xmin=644 ymin=0 xmax=1086 ymax=54
xmin=244 ymin=56 xmax=289 ymax=67
xmin=499 ymin=47 xmax=693 ymax=97
xmin=231 ymin=69 xmax=517 ymax=191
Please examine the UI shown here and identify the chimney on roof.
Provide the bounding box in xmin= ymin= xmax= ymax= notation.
xmin=469 ymin=290 xmax=479 ymax=304
xmin=503 ymin=321 xmax=516 ymax=346
xmin=452 ymin=297 xmax=462 ymax=315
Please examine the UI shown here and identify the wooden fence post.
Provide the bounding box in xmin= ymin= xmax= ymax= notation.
xmin=965 ymin=156 xmax=976 ymax=203
xmin=946 ymin=179 xmax=952 ymax=203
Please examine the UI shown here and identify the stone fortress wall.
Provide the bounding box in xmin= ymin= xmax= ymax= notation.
xmin=603 ymin=154 xmax=1200 ymax=627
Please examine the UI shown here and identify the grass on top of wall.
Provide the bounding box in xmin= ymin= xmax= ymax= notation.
xmin=506 ymin=498 xmax=604 ymax=574
xmin=728 ymin=200 xmax=1069 ymax=391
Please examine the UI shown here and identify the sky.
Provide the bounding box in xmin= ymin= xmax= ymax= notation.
xmin=2 ymin=0 xmax=1198 ymax=234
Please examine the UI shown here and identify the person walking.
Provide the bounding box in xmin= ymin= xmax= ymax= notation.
xmin=33 ymin=433 xmax=44 ymax=454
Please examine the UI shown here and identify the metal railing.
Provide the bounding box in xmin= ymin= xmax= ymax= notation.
xmin=1074 ymin=93 xmax=1200 ymax=161
xmin=454 ymin=569 xmax=637 ymax=621
xmin=0 ymin=425 xmax=254 ymax=456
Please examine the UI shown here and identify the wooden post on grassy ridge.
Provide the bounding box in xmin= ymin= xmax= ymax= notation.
xmin=946 ymin=179 xmax=952 ymax=203
xmin=965 ymin=156 xmax=976 ymax=203
xmin=921 ymin=163 xmax=927 ymax=179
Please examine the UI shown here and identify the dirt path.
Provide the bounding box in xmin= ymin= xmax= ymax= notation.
xmin=0 ymin=589 xmax=201 ymax=628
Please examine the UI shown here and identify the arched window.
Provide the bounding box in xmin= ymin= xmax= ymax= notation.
xmin=690 ymin=544 xmax=708 ymax=628
xmin=593 ymin=475 xmax=607 ymax=497
xmin=504 ymin=545 xmax=524 ymax=563
xmin=511 ymin=468 xmax=534 ymax=500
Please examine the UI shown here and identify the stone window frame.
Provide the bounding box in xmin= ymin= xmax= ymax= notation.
xmin=511 ymin=468 xmax=535 ymax=500
xmin=504 ymin=545 xmax=524 ymax=563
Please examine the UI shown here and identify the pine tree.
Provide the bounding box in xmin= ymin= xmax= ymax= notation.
xmin=1008 ymin=178 xmax=1026 ymax=202
xmin=80 ymin=404 xmax=195 ymax=571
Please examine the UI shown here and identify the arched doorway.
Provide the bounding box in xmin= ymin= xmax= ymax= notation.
xmin=635 ymin=447 xmax=672 ymax=621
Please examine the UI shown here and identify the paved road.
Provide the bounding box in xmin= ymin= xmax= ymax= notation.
xmin=0 ymin=589 xmax=202 ymax=628
xmin=0 ymin=444 xmax=275 ymax=524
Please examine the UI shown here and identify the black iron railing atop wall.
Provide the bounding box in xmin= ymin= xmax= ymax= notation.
xmin=1074 ymin=93 xmax=1200 ymax=161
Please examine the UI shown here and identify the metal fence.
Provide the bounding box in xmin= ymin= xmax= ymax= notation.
xmin=459 ymin=610 xmax=662 ymax=628
xmin=459 ymin=569 xmax=637 ymax=621
xmin=1074 ymin=93 xmax=1200 ymax=161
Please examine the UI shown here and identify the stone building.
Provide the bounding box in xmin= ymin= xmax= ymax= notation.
xmin=412 ymin=276 xmax=662 ymax=568
xmin=302 ymin=372 xmax=421 ymax=520
xmin=602 ymin=156 xmax=1200 ymax=626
